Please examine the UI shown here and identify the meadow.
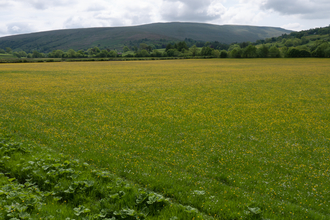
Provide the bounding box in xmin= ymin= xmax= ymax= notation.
xmin=0 ymin=59 xmax=329 ymax=219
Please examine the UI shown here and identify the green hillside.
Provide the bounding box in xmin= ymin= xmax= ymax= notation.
xmin=0 ymin=22 xmax=291 ymax=53
xmin=249 ymin=25 xmax=330 ymax=57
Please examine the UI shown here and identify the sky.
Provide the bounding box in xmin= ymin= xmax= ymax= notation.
xmin=1 ymin=0 xmax=330 ymax=37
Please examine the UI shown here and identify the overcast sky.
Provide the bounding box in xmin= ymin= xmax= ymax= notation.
xmin=1 ymin=0 xmax=330 ymax=37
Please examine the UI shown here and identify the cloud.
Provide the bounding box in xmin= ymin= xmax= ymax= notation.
xmin=121 ymin=4 xmax=159 ymax=25
xmin=261 ymin=0 xmax=330 ymax=19
xmin=281 ymin=23 xmax=303 ymax=31
xmin=160 ymin=0 xmax=225 ymax=22
xmin=83 ymin=1 xmax=159 ymax=28
xmin=0 ymin=0 xmax=12 ymax=7
xmin=218 ymin=2 xmax=266 ymax=25
xmin=6 ymin=22 xmax=36 ymax=35
xmin=64 ymin=16 xmax=108 ymax=29
xmin=84 ymin=0 xmax=111 ymax=12
xmin=86 ymin=4 xmax=107 ymax=12
xmin=26 ymin=0 xmax=48 ymax=10
xmin=12 ymin=0 xmax=78 ymax=10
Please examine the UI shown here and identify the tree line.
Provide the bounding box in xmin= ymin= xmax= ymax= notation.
xmin=0 ymin=47 xmax=120 ymax=59
xmin=1 ymin=37 xmax=330 ymax=59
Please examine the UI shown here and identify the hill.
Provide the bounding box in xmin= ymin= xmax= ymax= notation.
xmin=249 ymin=25 xmax=330 ymax=57
xmin=254 ymin=25 xmax=330 ymax=45
xmin=0 ymin=22 xmax=291 ymax=53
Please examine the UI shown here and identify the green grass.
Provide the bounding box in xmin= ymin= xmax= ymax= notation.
xmin=305 ymin=34 xmax=329 ymax=41
xmin=0 ymin=53 xmax=15 ymax=58
xmin=122 ymin=51 xmax=136 ymax=56
xmin=0 ymin=59 xmax=330 ymax=219
xmin=0 ymin=136 xmax=204 ymax=220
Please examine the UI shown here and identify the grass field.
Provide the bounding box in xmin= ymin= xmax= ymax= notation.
xmin=0 ymin=53 xmax=15 ymax=58
xmin=0 ymin=59 xmax=330 ymax=219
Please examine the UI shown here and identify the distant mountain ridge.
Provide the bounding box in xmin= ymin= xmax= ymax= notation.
xmin=0 ymin=22 xmax=292 ymax=52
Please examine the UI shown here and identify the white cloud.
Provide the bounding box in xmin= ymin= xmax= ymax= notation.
xmin=0 ymin=0 xmax=329 ymax=37
xmin=261 ymin=0 xmax=330 ymax=19
xmin=0 ymin=1 xmax=12 ymax=7
xmin=281 ymin=23 xmax=303 ymax=31
xmin=6 ymin=22 xmax=36 ymax=35
xmin=13 ymin=0 xmax=78 ymax=10
xmin=86 ymin=4 xmax=107 ymax=12
xmin=207 ymin=1 xmax=226 ymax=17
xmin=218 ymin=2 xmax=267 ymax=25
xmin=160 ymin=0 xmax=221 ymax=22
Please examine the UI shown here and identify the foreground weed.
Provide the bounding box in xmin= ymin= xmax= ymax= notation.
xmin=0 ymin=136 xmax=206 ymax=219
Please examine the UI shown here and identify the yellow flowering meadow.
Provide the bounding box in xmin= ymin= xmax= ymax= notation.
xmin=0 ymin=59 xmax=329 ymax=219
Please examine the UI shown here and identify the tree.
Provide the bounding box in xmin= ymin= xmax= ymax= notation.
xmin=146 ymin=46 xmax=153 ymax=52
xmin=140 ymin=43 xmax=148 ymax=50
xmin=301 ymin=37 xmax=309 ymax=44
xmin=325 ymin=48 xmax=330 ymax=58
xmin=49 ymin=50 xmax=64 ymax=58
xmin=19 ymin=51 xmax=27 ymax=58
xmin=99 ymin=50 xmax=108 ymax=58
xmin=228 ymin=44 xmax=241 ymax=51
xmin=77 ymin=50 xmax=87 ymax=58
xmin=265 ymin=38 xmax=272 ymax=43
xmin=204 ymin=42 xmax=211 ymax=47
xmin=108 ymin=51 xmax=117 ymax=57
xmin=257 ymin=45 xmax=269 ymax=58
xmin=292 ymin=38 xmax=302 ymax=47
xmin=190 ymin=45 xmax=198 ymax=56
xmin=281 ymin=46 xmax=288 ymax=57
xmin=313 ymin=42 xmax=329 ymax=57
xmin=67 ymin=49 xmax=77 ymax=58
xmin=135 ymin=49 xmax=149 ymax=57
xmin=123 ymin=46 xmax=130 ymax=53
xmin=166 ymin=49 xmax=179 ymax=57
xmin=0 ymin=48 xmax=5 ymax=53
xmin=55 ymin=50 xmax=64 ymax=58
xmin=213 ymin=50 xmax=220 ymax=58
xmin=220 ymin=50 xmax=228 ymax=58
xmin=239 ymin=41 xmax=251 ymax=49
xmin=230 ymin=48 xmax=242 ymax=58
xmin=165 ymin=44 xmax=174 ymax=52
xmin=152 ymin=50 xmax=162 ymax=57
xmin=269 ymin=46 xmax=281 ymax=58
xmin=310 ymin=40 xmax=324 ymax=51
xmin=176 ymin=41 xmax=189 ymax=52
xmin=242 ymin=45 xmax=257 ymax=58
xmin=201 ymin=47 xmax=213 ymax=56
xmin=285 ymin=39 xmax=293 ymax=47
xmin=286 ymin=48 xmax=311 ymax=57
xmin=286 ymin=48 xmax=299 ymax=57
xmin=32 ymin=50 xmax=43 ymax=58
xmin=6 ymin=47 xmax=12 ymax=54
xmin=13 ymin=51 xmax=28 ymax=58
xmin=88 ymin=47 xmax=101 ymax=56
xmin=13 ymin=52 xmax=20 ymax=58
xmin=299 ymin=50 xmax=311 ymax=57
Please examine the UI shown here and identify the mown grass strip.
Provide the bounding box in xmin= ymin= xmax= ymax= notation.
xmin=0 ymin=134 xmax=210 ymax=220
